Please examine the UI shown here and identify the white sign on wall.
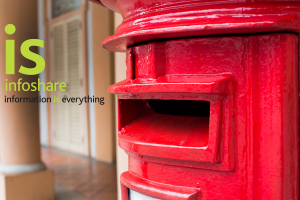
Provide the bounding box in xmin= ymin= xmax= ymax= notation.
xmin=130 ymin=190 xmax=160 ymax=200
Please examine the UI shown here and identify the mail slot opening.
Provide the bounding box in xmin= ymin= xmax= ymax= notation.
xmin=118 ymin=99 xmax=210 ymax=148
xmin=147 ymin=100 xmax=210 ymax=117
xmin=129 ymin=189 xmax=159 ymax=200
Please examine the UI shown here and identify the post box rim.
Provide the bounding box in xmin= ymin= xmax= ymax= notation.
xmin=90 ymin=1 xmax=300 ymax=52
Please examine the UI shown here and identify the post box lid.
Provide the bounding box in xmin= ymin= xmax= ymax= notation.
xmin=90 ymin=0 xmax=300 ymax=52
xmin=110 ymin=74 xmax=234 ymax=94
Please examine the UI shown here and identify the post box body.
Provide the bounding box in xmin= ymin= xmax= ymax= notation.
xmin=110 ymin=34 xmax=299 ymax=200
xmin=90 ymin=0 xmax=300 ymax=199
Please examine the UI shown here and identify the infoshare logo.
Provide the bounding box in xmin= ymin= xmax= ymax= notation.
xmin=5 ymin=24 xmax=45 ymax=75
xmin=5 ymin=24 xmax=67 ymax=92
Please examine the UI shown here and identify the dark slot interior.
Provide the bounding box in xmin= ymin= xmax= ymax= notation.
xmin=118 ymin=99 xmax=211 ymax=148
xmin=147 ymin=100 xmax=210 ymax=117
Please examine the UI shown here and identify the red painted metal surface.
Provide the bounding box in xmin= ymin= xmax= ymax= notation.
xmin=97 ymin=0 xmax=300 ymax=52
xmin=110 ymin=35 xmax=299 ymax=199
xmin=90 ymin=0 xmax=299 ymax=199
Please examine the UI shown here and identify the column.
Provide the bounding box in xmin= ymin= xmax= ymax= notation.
xmin=0 ymin=0 xmax=54 ymax=200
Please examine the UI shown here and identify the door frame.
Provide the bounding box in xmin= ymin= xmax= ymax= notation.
xmin=47 ymin=0 xmax=90 ymax=156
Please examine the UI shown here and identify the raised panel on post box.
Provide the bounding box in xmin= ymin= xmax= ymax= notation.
xmin=110 ymin=42 xmax=236 ymax=171
xmin=112 ymin=75 xmax=231 ymax=164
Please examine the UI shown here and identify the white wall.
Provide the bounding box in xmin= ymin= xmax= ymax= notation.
xmin=38 ymin=0 xmax=49 ymax=146
xmin=114 ymin=13 xmax=128 ymax=200
xmin=87 ymin=1 xmax=96 ymax=158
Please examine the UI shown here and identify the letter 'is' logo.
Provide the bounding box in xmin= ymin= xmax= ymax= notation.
xmin=5 ymin=24 xmax=45 ymax=75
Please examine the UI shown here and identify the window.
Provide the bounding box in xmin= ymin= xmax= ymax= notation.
xmin=53 ymin=0 xmax=80 ymax=18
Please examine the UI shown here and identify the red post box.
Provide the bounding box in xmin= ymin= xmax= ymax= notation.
xmin=90 ymin=1 xmax=299 ymax=199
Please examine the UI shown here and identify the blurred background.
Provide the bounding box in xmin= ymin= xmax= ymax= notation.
xmin=0 ymin=0 xmax=127 ymax=199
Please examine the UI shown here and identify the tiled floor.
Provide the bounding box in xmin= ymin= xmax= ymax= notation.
xmin=42 ymin=148 xmax=118 ymax=200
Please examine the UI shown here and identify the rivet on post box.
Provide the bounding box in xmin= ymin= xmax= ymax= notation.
xmin=90 ymin=1 xmax=300 ymax=199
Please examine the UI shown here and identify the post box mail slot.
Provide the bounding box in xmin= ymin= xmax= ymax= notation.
xmin=110 ymin=73 xmax=236 ymax=171
xmin=120 ymin=172 xmax=201 ymax=200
